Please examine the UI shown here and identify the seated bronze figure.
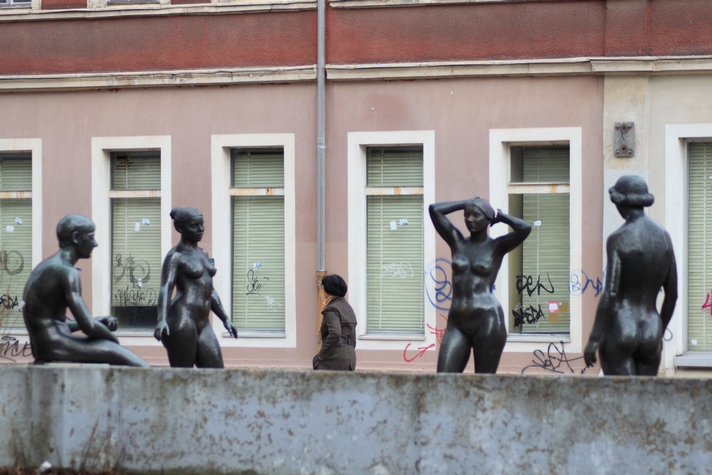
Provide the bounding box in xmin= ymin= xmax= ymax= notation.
xmin=584 ymin=176 xmax=678 ymax=375
xmin=22 ymin=214 xmax=149 ymax=367
xmin=154 ymin=207 xmax=238 ymax=368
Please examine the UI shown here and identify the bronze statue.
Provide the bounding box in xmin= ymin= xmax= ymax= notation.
xmin=584 ymin=176 xmax=677 ymax=375
xmin=429 ymin=197 xmax=531 ymax=373
xmin=22 ymin=214 xmax=149 ymax=367
xmin=154 ymin=207 xmax=237 ymax=367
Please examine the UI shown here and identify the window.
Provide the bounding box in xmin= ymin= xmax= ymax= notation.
xmin=686 ymin=142 xmax=712 ymax=351
xmin=489 ymin=127 xmax=582 ymax=352
xmin=507 ymin=146 xmax=570 ymax=334
xmin=110 ymin=151 xmax=162 ymax=331
xmin=92 ymin=136 xmax=171 ymax=342
xmin=0 ymin=153 xmax=32 ymax=328
xmin=366 ymin=147 xmax=424 ymax=334
xmin=347 ymin=131 xmax=435 ymax=350
xmin=211 ymin=134 xmax=295 ymax=348
xmin=0 ymin=0 xmax=31 ymax=7
xmin=230 ymin=148 xmax=286 ymax=335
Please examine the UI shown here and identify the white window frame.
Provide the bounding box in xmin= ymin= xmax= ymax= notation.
xmin=348 ymin=131 xmax=436 ymax=351
xmin=489 ymin=127 xmax=583 ymax=353
xmin=0 ymin=139 xmax=42 ymax=334
xmin=91 ymin=136 xmax=172 ymax=346
xmin=211 ymin=133 xmax=296 ymax=348
xmin=665 ymin=124 xmax=712 ymax=368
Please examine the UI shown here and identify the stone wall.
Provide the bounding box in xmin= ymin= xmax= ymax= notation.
xmin=1 ymin=366 xmax=710 ymax=474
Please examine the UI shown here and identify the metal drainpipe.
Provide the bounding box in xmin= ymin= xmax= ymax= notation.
xmin=317 ymin=0 xmax=326 ymax=273
xmin=316 ymin=0 xmax=326 ymax=346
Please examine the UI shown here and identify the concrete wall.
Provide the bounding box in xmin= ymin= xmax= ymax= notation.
xmin=1 ymin=366 xmax=710 ymax=474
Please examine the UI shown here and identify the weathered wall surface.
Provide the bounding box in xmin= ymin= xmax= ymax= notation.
xmin=1 ymin=366 xmax=710 ymax=474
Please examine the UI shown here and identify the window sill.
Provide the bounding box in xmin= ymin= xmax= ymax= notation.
xmin=507 ymin=333 xmax=571 ymax=343
xmin=360 ymin=332 xmax=426 ymax=342
xmin=674 ymin=352 xmax=712 ymax=368
xmin=0 ymin=0 xmax=314 ymax=20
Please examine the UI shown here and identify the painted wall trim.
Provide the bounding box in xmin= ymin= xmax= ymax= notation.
xmin=329 ymin=0 xmax=571 ymax=8
xmin=0 ymin=0 xmax=315 ymax=21
xmin=327 ymin=57 xmax=712 ymax=81
xmin=0 ymin=66 xmax=317 ymax=92
xmin=2 ymin=57 xmax=712 ymax=92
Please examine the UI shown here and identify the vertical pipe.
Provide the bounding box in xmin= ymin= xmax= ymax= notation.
xmin=316 ymin=0 xmax=326 ymax=273
xmin=316 ymin=0 xmax=327 ymax=347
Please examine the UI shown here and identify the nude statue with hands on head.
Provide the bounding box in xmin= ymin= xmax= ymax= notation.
xmin=154 ymin=207 xmax=238 ymax=368
xmin=429 ymin=197 xmax=531 ymax=374
xmin=22 ymin=214 xmax=149 ymax=367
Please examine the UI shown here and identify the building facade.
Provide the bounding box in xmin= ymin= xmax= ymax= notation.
xmin=1 ymin=0 xmax=711 ymax=374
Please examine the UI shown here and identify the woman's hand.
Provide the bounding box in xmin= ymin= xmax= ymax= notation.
xmin=97 ymin=316 xmax=118 ymax=332
xmin=491 ymin=209 xmax=504 ymax=225
xmin=154 ymin=321 xmax=170 ymax=341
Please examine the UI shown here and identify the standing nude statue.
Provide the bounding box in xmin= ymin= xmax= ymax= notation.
xmin=22 ymin=214 xmax=149 ymax=367
xmin=154 ymin=207 xmax=237 ymax=367
xmin=584 ymin=176 xmax=677 ymax=375
xmin=429 ymin=197 xmax=531 ymax=373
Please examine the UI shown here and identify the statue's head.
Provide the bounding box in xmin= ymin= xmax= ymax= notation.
xmin=609 ymin=175 xmax=654 ymax=208
xmin=322 ymin=274 xmax=347 ymax=297
xmin=464 ymin=197 xmax=496 ymax=223
xmin=56 ymin=214 xmax=97 ymax=258
xmin=170 ymin=207 xmax=203 ymax=233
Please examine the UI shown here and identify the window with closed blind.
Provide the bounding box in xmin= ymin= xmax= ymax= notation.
xmin=508 ymin=146 xmax=570 ymax=335
xmin=0 ymin=153 xmax=32 ymax=328
xmin=110 ymin=151 xmax=161 ymax=330
xmin=231 ymin=148 xmax=285 ymax=335
xmin=687 ymin=142 xmax=712 ymax=351
xmin=366 ymin=147 xmax=424 ymax=335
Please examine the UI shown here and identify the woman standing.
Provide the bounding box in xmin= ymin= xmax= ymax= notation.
xmin=584 ymin=176 xmax=677 ymax=375
xmin=154 ymin=207 xmax=238 ymax=367
xmin=429 ymin=197 xmax=531 ymax=373
xmin=313 ymin=274 xmax=357 ymax=371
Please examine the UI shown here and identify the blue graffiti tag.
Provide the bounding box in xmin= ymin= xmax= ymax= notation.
xmin=424 ymin=258 xmax=453 ymax=311
xmin=570 ymin=270 xmax=604 ymax=297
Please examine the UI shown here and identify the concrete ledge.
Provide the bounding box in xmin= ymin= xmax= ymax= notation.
xmin=1 ymin=366 xmax=711 ymax=474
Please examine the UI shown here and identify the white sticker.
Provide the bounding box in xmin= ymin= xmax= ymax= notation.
xmin=533 ymin=220 xmax=542 ymax=227
xmin=6 ymin=225 xmax=14 ymax=233
xmin=254 ymin=262 xmax=262 ymax=269
xmin=137 ymin=279 xmax=143 ymax=288
xmin=142 ymin=218 xmax=150 ymax=225
xmin=390 ymin=221 xmax=398 ymax=231
xmin=14 ymin=217 xmax=22 ymax=225
xmin=548 ymin=302 xmax=559 ymax=313
xmin=399 ymin=218 xmax=409 ymax=226
xmin=691 ymin=339 xmax=698 ymax=346
xmin=134 ymin=222 xmax=141 ymax=232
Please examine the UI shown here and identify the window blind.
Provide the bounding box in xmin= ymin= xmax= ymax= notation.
xmin=0 ymin=155 xmax=31 ymax=328
xmin=688 ymin=142 xmax=712 ymax=350
xmin=110 ymin=153 xmax=161 ymax=330
xmin=366 ymin=147 xmax=424 ymax=334
xmin=231 ymin=149 xmax=285 ymax=333
xmin=516 ymin=148 xmax=570 ymax=334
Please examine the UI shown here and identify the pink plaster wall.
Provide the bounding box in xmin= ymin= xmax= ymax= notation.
xmin=0 ymin=75 xmax=604 ymax=372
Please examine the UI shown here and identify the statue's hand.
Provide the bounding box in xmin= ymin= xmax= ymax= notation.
xmin=98 ymin=316 xmax=118 ymax=332
xmin=224 ymin=320 xmax=238 ymax=339
xmin=154 ymin=321 xmax=170 ymax=341
xmin=583 ymin=340 xmax=598 ymax=367
xmin=491 ymin=209 xmax=504 ymax=225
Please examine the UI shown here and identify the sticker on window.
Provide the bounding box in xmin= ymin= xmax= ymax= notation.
xmin=14 ymin=217 xmax=22 ymax=225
